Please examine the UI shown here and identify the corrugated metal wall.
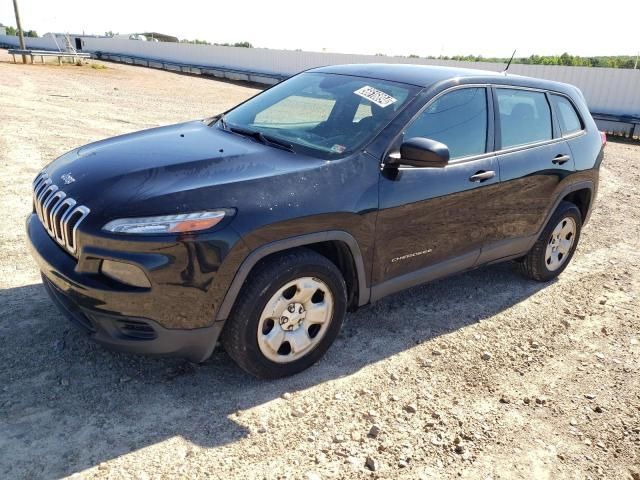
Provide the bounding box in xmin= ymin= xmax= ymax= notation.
xmin=1 ymin=34 xmax=59 ymax=51
xmin=2 ymin=34 xmax=639 ymax=119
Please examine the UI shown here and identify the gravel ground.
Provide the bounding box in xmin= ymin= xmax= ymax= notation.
xmin=0 ymin=50 xmax=638 ymax=480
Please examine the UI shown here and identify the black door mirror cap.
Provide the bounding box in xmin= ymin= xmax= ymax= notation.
xmin=388 ymin=137 xmax=450 ymax=168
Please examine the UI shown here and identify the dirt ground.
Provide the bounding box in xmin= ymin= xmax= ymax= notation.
xmin=0 ymin=50 xmax=638 ymax=480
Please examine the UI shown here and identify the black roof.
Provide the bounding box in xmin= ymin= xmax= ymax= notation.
xmin=310 ymin=63 xmax=578 ymax=95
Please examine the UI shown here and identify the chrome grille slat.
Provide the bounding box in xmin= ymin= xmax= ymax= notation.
xmin=40 ymin=185 xmax=60 ymax=230
xmin=33 ymin=175 xmax=49 ymax=197
xmin=33 ymin=174 xmax=49 ymax=197
xmin=59 ymin=199 xmax=78 ymax=247
xmin=33 ymin=171 xmax=47 ymax=187
xmin=45 ymin=191 xmax=66 ymax=235
xmin=35 ymin=178 xmax=53 ymax=219
xmin=66 ymin=206 xmax=90 ymax=254
xmin=53 ymin=198 xmax=76 ymax=242
xmin=32 ymin=172 xmax=90 ymax=257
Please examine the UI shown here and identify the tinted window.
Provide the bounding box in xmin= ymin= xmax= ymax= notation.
xmin=404 ymin=88 xmax=487 ymax=159
xmin=551 ymin=94 xmax=583 ymax=135
xmin=497 ymin=89 xmax=552 ymax=148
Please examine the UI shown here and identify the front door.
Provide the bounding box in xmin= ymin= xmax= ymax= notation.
xmin=373 ymin=86 xmax=500 ymax=296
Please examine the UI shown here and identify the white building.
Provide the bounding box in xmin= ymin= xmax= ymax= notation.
xmin=42 ymin=32 xmax=109 ymax=51
xmin=113 ymin=32 xmax=177 ymax=42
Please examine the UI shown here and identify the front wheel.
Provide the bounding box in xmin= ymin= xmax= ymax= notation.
xmin=221 ymin=248 xmax=347 ymax=379
xmin=518 ymin=201 xmax=582 ymax=282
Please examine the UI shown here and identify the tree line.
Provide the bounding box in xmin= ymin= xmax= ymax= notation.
xmin=3 ymin=25 xmax=38 ymax=38
xmin=413 ymin=53 xmax=639 ymax=69
xmin=180 ymin=39 xmax=253 ymax=48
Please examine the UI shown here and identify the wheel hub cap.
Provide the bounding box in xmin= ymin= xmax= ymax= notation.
xmin=545 ymin=216 xmax=576 ymax=272
xmin=280 ymin=302 xmax=306 ymax=331
xmin=257 ymin=277 xmax=334 ymax=363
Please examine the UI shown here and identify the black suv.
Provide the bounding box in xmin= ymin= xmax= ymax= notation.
xmin=27 ymin=64 xmax=604 ymax=378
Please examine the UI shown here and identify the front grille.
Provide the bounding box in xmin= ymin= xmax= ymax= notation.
xmin=33 ymin=172 xmax=90 ymax=256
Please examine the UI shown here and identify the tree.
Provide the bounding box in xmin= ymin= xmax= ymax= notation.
xmin=3 ymin=25 xmax=36 ymax=37
xmin=213 ymin=41 xmax=253 ymax=48
xmin=181 ymin=38 xmax=211 ymax=45
xmin=559 ymin=52 xmax=573 ymax=66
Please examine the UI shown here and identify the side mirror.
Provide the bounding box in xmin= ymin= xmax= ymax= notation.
xmin=387 ymin=137 xmax=450 ymax=168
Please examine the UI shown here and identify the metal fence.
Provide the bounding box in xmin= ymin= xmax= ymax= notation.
xmin=2 ymin=34 xmax=639 ymax=135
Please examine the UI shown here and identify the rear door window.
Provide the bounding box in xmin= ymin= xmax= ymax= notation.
xmin=404 ymin=87 xmax=488 ymax=160
xmin=550 ymin=94 xmax=583 ymax=135
xmin=496 ymin=88 xmax=552 ymax=148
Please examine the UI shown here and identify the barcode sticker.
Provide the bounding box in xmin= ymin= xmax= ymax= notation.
xmin=354 ymin=86 xmax=397 ymax=108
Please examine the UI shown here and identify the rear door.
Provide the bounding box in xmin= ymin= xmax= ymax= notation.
xmin=549 ymin=92 xmax=592 ymax=170
xmin=373 ymin=86 xmax=500 ymax=293
xmin=478 ymin=87 xmax=575 ymax=263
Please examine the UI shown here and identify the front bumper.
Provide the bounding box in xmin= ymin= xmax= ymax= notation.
xmin=26 ymin=213 xmax=225 ymax=362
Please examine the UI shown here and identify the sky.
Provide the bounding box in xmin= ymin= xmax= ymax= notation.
xmin=1 ymin=0 xmax=639 ymax=58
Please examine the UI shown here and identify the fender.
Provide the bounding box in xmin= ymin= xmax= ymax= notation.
xmin=540 ymin=180 xmax=595 ymax=234
xmin=215 ymin=231 xmax=370 ymax=321
xmin=512 ymin=180 xmax=595 ymax=256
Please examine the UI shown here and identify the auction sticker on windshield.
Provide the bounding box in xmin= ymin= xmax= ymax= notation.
xmin=354 ymin=86 xmax=397 ymax=108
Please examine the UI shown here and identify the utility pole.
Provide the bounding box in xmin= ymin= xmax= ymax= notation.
xmin=12 ymin=0 xmax=27 ymax=63
xmin=635 ymin=52 xmax=639 ymax=70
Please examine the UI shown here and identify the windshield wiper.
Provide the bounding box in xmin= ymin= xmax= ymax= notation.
xmin=228 ymin=125 xmax=295 ymax=153
xmin=217 ymin=113 xmax=229 ymax=131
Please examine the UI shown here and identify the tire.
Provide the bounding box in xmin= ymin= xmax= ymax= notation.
xmin=518 ymin=201 xmax=582 ymax=282
xmin=221 ymin=248 xmax=347 ymax=379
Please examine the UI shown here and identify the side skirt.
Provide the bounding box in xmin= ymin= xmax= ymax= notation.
xmin=370 ymin=250 xmax=479 ymax=302
xmin=369 ymin=234 xmax=537 ymax=303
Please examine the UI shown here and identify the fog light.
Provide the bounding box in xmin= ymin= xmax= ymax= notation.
xmin=101 ymin=260 xmax=151 ymax=288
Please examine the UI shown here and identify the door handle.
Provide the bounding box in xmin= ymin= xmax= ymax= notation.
xmin=469 ymin=170 xmax=496 ymax=182
xmin=552 ymin=154 xmax=571 ymax=165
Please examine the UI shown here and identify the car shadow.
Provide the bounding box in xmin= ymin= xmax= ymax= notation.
xmin=0 ymin=262 xmax=550 ymax=478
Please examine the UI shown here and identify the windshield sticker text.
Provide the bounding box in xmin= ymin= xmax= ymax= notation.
xmin=354 ymin=86 xmax=397 ymax=108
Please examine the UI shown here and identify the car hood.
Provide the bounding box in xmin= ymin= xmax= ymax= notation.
xmin=43 ymin=120 xmax=323 ymax=220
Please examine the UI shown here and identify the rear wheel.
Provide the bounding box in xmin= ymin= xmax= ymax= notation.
xmin=518 ymin=201 xmax=582 ymax=281
xmin=221 ymin=248 xmax=347 ymax=379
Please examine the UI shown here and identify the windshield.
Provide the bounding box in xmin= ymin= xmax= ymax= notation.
xmin=220 ymin=73 xmax=419 ymax=159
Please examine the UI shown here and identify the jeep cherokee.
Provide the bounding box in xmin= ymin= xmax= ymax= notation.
xmin=27 ymin=64 xmax=604 ymax=378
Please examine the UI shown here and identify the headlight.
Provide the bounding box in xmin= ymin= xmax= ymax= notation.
xmin=102 ymin=211 xmax=226 ymax=234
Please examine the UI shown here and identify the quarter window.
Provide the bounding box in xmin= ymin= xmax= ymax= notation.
xmin=497 ymin=89 xmax=552 ymax=148
xmin=551 ymin=94 xmax=583 ymax=135
xmin=404 ymin=87 xmax=488 ymax=160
